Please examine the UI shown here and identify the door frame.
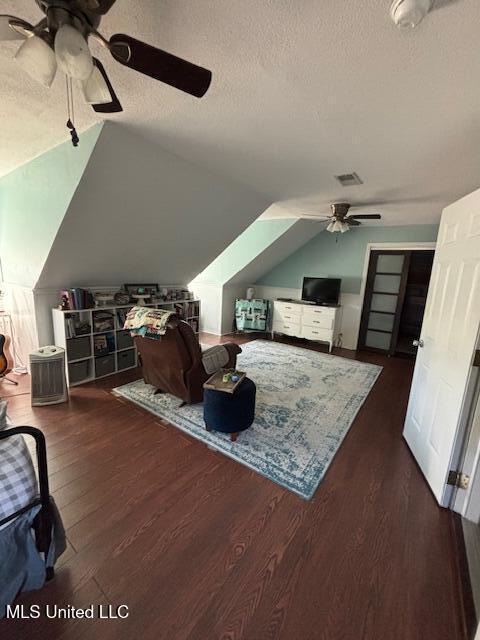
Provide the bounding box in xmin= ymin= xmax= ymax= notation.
xmin=355 ymin=242 xmax=437 ymax=349
xmin=453 ymin=332 xmax=480 ymax=518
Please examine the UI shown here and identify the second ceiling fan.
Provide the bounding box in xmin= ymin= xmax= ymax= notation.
xmin=303 ymin=203 xmax=382 ymax=233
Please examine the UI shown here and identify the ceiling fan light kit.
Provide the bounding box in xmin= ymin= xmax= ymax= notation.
xmin=390 ymin=0 xmax=432 ymax=28
xmin=15 ymin=34 xmax=57 ymax=88
xmin=54 ymin=23 xmax=93 ymax=80
xmin=82 ymin=63 xmax=111 ymax=104
xmin=327 ymin=220 xmax=349 ymax=234
xmin=307 ymin=203 xmax=382 ymax=234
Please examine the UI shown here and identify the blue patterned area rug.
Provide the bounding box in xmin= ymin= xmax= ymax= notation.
xmin=113 ymin=340 xmax=382 ymax=500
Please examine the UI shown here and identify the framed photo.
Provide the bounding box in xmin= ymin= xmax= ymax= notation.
xmin=123 ymin=284 xmax=159 ymax=299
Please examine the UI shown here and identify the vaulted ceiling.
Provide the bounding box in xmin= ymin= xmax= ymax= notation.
xmin=1 ymin=0 xmax=479 ymax=225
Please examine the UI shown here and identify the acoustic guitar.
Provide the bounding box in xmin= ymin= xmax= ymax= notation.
xmin=0 ymin=333 xmax=14 ymax=377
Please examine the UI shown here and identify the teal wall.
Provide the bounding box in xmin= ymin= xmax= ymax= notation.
xmin=0 ymin=123 xmax=102 ymax=288
xmin=193 ymin=218 xmax=295 ymax=285
xmin=257 ymin=224 xmax=439 ymax=293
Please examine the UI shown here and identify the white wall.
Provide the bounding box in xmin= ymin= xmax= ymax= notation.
xmin=36 ymin=123 xmax=270 ymax=289
xmin=189 ymin=282 xmax=252 ymax=336
xmin=189 ymin=282 xmax=223 ymax=335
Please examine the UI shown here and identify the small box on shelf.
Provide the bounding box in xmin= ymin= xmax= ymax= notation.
xmin=117 ymin=330 xmax=134 ymax=350
xmin=117 ymin=349 xmax=136 ymax=371
xmin=68 ymin=359 xmax=92 ymax=385
xmin=95 ymin=354 xmax=116 ymax=378
xmin=67 ymin=336 xmax=91 ymax=362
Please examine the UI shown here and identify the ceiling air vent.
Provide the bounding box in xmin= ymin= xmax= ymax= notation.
xmin=335 ymin=172 xmax=363 ymax=187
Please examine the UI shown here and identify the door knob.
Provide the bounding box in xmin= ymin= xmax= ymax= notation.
xmin=413 ymin=339 xmax=424 ymax=348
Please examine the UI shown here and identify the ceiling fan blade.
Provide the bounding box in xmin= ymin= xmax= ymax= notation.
xmin=88 ymin=58 xmax=123 ymax=113
xmin=346 ymin=219 xmax=361 ymax=226
xmin=86 ymin=0 xmax=118 ymax=14
xmin=109 ymin=34 xmax=212 ymax=98
xmin=347 ymin=214 xmax=382 ymax=220
xmin=0 ymin=15 xmax=32 ymax=41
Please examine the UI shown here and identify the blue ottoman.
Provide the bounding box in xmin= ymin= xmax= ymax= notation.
xmin=203 ymin=378 xmax=256 ymax=442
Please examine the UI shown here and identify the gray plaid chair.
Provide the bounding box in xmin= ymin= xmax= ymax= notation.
xmin=0 ymin=403 xmax=65 ymax=616
xmin=0 ymin=426 xmax=37 ymax=529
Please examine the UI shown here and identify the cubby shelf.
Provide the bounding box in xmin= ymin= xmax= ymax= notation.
xmin=52 ymin=299 xmax=201 ymax=387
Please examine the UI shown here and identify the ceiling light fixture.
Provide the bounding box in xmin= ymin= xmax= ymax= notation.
xmin=54 ymin=24 xmax=93 ymax=81
xmin=326 ymin=220 xmax=350 ymax=234
xmin=15 ymin=35 xmax=57 ymax=87
xmin=390 ymin=0 xmax=432 ymax=28
xmin=82 ymin=63 xmax=111 ymax=104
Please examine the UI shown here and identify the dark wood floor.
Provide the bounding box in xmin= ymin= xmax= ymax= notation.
xmin=0 ymin=333 xmax=467 ymax=640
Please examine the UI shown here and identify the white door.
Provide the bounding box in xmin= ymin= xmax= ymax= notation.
xmin=403 ymin=188 xmax=480 ymax=506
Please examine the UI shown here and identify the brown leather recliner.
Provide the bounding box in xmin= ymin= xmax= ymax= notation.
xmin=134 ymin=319 xmax=242 ymax=404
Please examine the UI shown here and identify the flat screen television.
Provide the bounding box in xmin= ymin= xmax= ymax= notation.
xmin=302 ymin=277 xmax=341 ymax=306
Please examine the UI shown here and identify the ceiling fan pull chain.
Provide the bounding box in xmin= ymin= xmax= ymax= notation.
xmin=65 ymin=76 xmax=79 ymax=148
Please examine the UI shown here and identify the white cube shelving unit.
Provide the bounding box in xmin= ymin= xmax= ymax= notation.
xmin=52 ymin=299 xmax=201 ymax=387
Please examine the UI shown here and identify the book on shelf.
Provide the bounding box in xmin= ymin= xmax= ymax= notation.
xmin=62 ymin=288 xmax=94 ymax=310
xmin=93 ymin=333 xmax=115 ymax=356
xmin=65 ymin=315 xmax=91 ymax=338
xmin=93 ymin=334 xmax=108 ymax=356
xmin=186 ymin=301 xmax=199 ymax=318
xmin=116 ymin=308 xmax=128 ymax=328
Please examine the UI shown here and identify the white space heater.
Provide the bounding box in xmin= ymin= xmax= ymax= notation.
xmin=30 ymin=346 xmax=68 ymax=406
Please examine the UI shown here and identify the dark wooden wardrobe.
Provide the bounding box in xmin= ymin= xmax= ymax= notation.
xmin=358 ymin=249 xmax=435 ymax=357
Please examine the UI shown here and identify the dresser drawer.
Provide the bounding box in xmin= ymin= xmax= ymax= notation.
xmin=273 ymin=320 xmax=302 ymax=337
xmin=302 ymin=305 xmax=336 ymax=319
xmin=273 ymin=309 xmax=301 ymax=325
xmin=301 ymin=326 xmax=333 ymax=342
xmin=274 ymin=301 xmax=302 ymax=316
xmin=302 ymin=315 xmax=334 ymax=330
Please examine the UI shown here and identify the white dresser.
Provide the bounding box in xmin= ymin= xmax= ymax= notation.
xmin=272 ymin=300 xmax=341 ymax=352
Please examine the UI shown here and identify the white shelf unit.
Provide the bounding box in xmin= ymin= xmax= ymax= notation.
xmin=52 ymin=299 xmax=201 ymax=387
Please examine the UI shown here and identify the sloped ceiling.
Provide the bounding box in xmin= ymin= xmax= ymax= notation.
xmin=1 ymin=1 xmax=479 ymax=226
xmin=193 ymin=219 xmax=297 ymax=285
xmin=227 ymin=220 xmax=327 ymax=285
xmin=36 ymin=122 xmax=269 ymax=288
xmin=0 ymin=124 xmax=102 ymax=288
xmin=193 ymin=217 xmax=324 ymax=286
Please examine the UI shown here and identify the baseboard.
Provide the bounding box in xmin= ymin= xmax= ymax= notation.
xmin=451 ymin=513 xmax=477 ymax=640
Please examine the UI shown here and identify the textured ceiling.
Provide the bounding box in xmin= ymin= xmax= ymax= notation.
xmin=1 ymin=0 xmax=479 ymax=225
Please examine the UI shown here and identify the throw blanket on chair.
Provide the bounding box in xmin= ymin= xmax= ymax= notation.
xmin=124 ymin=306 xmax=177 ymax=339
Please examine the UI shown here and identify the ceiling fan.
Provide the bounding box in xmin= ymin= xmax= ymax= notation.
xmin=0 ymin=0 xmax=212 ymax=117
xmin=303 ymin=203 xmax=382 ymax=233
